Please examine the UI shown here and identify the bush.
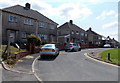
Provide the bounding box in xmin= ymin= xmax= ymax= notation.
xmin=27 ymin=34 xmax=41 ymax=46
xmin=5 ymin=59 xmax=16 ymax=65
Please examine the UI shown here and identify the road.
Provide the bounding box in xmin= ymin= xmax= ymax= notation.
xmin=34 ymin=48 xmax=118 ymax=81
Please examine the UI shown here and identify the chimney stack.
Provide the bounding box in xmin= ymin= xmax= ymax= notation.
xmin=89 ymin=27 xmax=92 ymax=31
xmin=25 ymin=3 xmax=30 ymax=10
xmin=69 ymin=20 xmax=73 ymax=24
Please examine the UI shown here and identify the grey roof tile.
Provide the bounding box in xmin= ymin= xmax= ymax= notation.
xmin=2 ymin=5 xmax=58 ymax=25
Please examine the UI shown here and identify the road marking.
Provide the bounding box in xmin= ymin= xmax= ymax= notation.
xmin=24 ymin=55 xmax=34 ymax=59
xmin=32 ymin=56 xmax=43 ymax=82
xmin=84 ymin=53 xmax=119 ymax=68
xmin=18 ymin=60 xmax=23 ymax=62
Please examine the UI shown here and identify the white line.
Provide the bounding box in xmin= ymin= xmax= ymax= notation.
xmin=84 ymin=53 xmax=119 ymax=68
xmin=32 ymin=55 xmax=43 ymax=82
xmin=2 ymin=62 xmax=33 ymax=74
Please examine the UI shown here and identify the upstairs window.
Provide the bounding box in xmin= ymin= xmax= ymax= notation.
xmin=9 ymin=16 xmax=17 ymax=22
xmin=39 ymin=22 xmax=46 ymax=28
xmin=71 ymin=30 xmax=74 ymax=34
xmin=76 ymin=31 xmax=79 ymax=35
xmin=24 ymin=19 xmax=33 ymax=25
xmin=49 ymin=25 xmax=55 ymax=29
xmin=85 ymin=33 xmax=88 ymax=37
xmin=81 ymin=33 xmax=84 ymax=36
xmin=98 ymin=37 xmax=101 ymax=40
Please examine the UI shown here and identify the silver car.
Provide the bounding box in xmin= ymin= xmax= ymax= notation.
xmin=40 ymin=44 xmax=59 ymax=57
xmin=65 ymin=43 xmax=81 ymax=52
xmin=103 ymin=44 xmax=111 ymax=48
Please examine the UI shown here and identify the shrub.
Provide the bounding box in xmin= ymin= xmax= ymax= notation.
xmin=27 ymin=34 xmax=41 ymax=46
xmin=5 ymin=59 xmax=16 ymax=65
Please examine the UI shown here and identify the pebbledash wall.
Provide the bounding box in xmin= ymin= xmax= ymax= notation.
xmin=1 ymin=3 xmax=58 ymax=45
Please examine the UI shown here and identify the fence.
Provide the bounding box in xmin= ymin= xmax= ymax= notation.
xmin=48 ymin=43 xmax=101 ymax=50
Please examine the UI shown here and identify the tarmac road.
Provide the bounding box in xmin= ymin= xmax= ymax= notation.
xmin=34 ymin=48 xmax=118 ymax=81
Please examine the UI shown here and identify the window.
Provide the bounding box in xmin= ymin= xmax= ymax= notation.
xmin=38 ymin=34 xmax=47 ymax=40
xmin=9 ymin=16 xmax=17 ymax=22
xmin=81 ymin=33 xmax=84 ymax=36
xmin=49 ymin=25 xmax=55 ymax=29
xmin=98 ymin=37 xmax=101 ymax=40
xmin=76 ymin=31 xmax=79 ymax=35
xmin=72 ymin=30 xmax=74 ymax=34
xmin=24 ymin=19 xmax=33 ymax=25
xmin=21 ymin=32 xmax=27 ymax=38
xmin=39 ymin=22 xmax=46 ymax=28
xmin=85 ymin=34 xmax=87 ymax=37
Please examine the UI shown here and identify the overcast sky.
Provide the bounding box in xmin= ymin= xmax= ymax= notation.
xmin=0 ymin=0 xmax=119 ymax=41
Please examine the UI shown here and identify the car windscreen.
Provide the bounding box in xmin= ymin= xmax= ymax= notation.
xmin=43 ymin=45 xmax=54 ymax=47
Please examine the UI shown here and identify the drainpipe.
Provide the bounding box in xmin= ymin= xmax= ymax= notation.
xmin=35 ymin=20 xmax=38 ymax=36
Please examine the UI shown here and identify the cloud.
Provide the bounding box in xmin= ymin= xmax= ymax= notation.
xmin=0 ymin=0 xmax=93 ymax=21
xmin=102 ymin=21 xmax=118 ymax=29
xmin=96 ymin=10 xmax=117 ymax=20
xmin=56 ymin=3 xmax=92 ymax=20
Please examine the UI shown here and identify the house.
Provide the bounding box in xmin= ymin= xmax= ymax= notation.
xmin=86 ymin=27 xmax=102 ymax=46
xmin=1 ymin=3 xmax=58 ymax=45
xmin=57 ymin=20 xmax=88 ymax=44
xmin=102 ymin=36 xmax=119 ymax=47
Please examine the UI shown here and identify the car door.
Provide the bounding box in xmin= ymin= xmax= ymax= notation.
xmin=76 ymin=44 xmax=79 ymax=51
xmin=73 ymin=44 xmax=77 ymax=51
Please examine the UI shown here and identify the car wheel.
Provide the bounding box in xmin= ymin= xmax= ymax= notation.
xmin=40 ymin=55 xmax=43 ymax=58
xmin=57 ymin=52 xmax=59 ymax=55
xmin=65 ymin=50 xmax=68 ymax=52
xmin=79 ymin=48 xmax=81 ymax=51
xmin=72 ymin=48 xmax=75 ymax=52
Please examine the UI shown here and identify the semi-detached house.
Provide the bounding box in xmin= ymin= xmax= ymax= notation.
xmin=1 ymin=3 xmax=58 ymax=45
xmin=57 ymin=20 xmax=88 ymax=44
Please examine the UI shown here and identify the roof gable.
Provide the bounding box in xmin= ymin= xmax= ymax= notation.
xmin=86 ymin=28 xmax=102 ymax=37
xmin=58 ymin=22 xmax=86 ymax=32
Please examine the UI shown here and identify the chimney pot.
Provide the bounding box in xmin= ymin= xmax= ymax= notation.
xmin=89 ymin=27 xmax=92 ymax=31
xmin=25 ymin=3 xmax=30 ymax=10
xmin=69 ymin=20 xmax=73 ymax=24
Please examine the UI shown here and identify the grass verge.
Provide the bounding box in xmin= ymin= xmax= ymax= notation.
xmin=100 ymin=48 xmax=120 ymax=66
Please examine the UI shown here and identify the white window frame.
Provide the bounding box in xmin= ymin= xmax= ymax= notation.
xmin=9 ymin=15 xmax=17 ymax=22
xmin=50 ymin=25 xmax=55 ymax=29
xmin=85 ymin=33 xmax=88 ymax=37
xmin=24 ymin=19 xmax=33 ymax=25
xmin=81 ymin=33 xmax=84 ymax=36
xmin=39 ymin=22 xmax=46 ymax=28
xmin=21 ymin=32 xmax=27 ymax=38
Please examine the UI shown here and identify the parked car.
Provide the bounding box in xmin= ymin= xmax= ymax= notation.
xmin=65 ymin=43 xmax=81 ymax=52
xmin=103 ymin=44 xmax=111 ymax=48
xmin=40 ymin=44 xmax=59 ymax=57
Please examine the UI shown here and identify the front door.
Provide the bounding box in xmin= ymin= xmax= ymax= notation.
xmin=10 ymin=32 xmax=15 ymax=43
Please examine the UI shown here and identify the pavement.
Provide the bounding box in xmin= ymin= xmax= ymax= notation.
xmin=2 ymin=53 xmax=41 ymax=82
xmin=2 ymin=53 xmax=40 ymax=74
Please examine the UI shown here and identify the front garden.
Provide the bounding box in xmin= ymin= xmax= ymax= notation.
xmin=1 ymin=34 xmax=41 ymax=67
